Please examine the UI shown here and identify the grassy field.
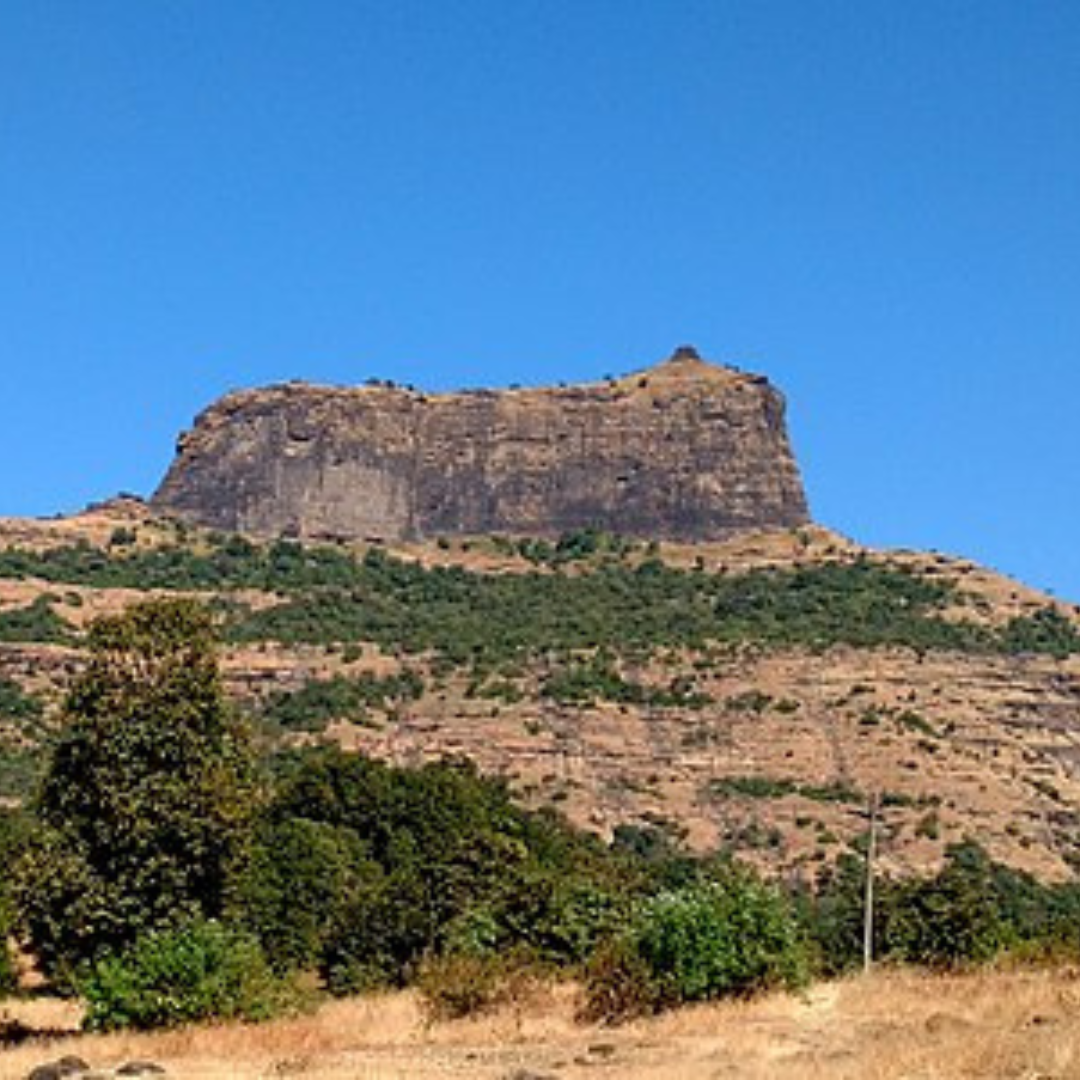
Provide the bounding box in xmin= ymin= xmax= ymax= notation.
xmin=3 ymin=966 xmax=1080 ymax=1079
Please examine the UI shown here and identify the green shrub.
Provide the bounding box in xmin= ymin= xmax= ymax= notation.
xmin=877 ymin=845 xmax=1010 ymax=968
xmin=0 ymin=944 xmax=14 ymax=997
xmin=0 ymin=747 xmax=43 ymax=800
xmin=0 ymin=886 xmax=16 ymax=996
xmin=0 ymin=597 xmax=71 ymax=644
xmin=583 ymin=871 xmax=807 ymax=1021
xmin=798 ymin=781 xmax=864 ymax=805
xmin=634 ymin=877 xmax=808 ymax=1003
xmin=711 ymin=775 xmax=796 ymax=799
xmin=481 ymin=875 xmax=628 ymax=966
xmin=795 ymin=853 xmax=866 ymax=976
xmin=0 ymin=678 xmax=43 ymax=723
xmin=710 ymin=776 xmax=863 ymax=805
xmin=260 ymin=671 xmax=424 ymax=732
xmin=78 ymin=921 xmax=291 ymax=1031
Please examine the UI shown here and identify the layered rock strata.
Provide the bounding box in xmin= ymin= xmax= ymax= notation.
xmin=152 ymin=347 xmax=809 ymax=542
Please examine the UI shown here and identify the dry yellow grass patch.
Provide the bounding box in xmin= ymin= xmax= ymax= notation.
xmin=3 ymin=967 xmax=1080 ymax=1079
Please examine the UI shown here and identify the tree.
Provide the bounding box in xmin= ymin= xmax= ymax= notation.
xmin=878 ymin=843 xmax=1009 ymax=967
xmin=16 ymin=598 xmax=258 ymax=983
xmin=0 ymin=808 xmax=32 ymax=994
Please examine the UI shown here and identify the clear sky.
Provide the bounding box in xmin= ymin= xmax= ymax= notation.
xmin=2 ymin=2 xmax=1078 ymax=597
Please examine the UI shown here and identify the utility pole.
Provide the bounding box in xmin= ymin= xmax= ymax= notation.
xmin=863 ymin=790 xmax=880 ymax=973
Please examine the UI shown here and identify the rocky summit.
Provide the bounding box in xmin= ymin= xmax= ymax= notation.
xmin=151 ymin=346 xmax=809 ymax=542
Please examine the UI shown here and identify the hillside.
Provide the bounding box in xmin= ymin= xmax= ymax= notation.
xmin=2 ymin=500 xmax=1079 ymax=883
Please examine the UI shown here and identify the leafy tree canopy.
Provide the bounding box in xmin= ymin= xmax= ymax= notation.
xmin=16 ymin=598 xmax=258 ymax=982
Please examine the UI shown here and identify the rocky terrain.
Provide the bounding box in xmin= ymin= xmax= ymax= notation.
xmin=2 ymin=352 xmax=1079 ymax=885
xmin=1 ymin=502 xmax=1079 ymax=884
xmin=152 ymin=347 xmax=809 ymax=543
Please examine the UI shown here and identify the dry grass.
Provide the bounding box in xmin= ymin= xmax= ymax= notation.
xmin=3 ymin=966 xmax=1080 ymax=1079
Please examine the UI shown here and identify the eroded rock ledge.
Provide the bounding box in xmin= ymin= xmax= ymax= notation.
xmin=152 ymin=346 xmax=810 ymax=543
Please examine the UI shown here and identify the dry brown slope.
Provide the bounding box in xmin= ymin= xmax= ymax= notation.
xmin=1 ymin=506 xmax=1080 ymax=880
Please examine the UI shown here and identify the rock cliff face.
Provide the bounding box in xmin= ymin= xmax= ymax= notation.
xmin=151 ymin=347 xmax=810 ymax=542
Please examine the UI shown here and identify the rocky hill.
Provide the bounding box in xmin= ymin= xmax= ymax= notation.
xmin=3 ymin=350 xmax=1080 ymax=886
xmin=151 ymin=347 xmax=809 ymax=543
xmin=2 ymin=503 xmax=1080 ymax=886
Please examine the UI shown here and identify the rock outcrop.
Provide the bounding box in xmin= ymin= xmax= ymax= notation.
xmin=151 ymin=347 xmax=810 ymax=542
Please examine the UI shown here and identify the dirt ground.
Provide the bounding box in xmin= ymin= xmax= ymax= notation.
xmin=3 ymin=967 xmax=1080 ymax=1079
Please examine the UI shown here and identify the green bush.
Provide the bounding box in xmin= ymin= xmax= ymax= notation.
xmin=0 ymin=943 xmax=14 ymax=997
xmin=583 ymin=870 xmax=807 ymax=1020
xmin=0 ymin=747 xmax=43 ymax=800
xmin=635 ymin=877 xmax=807 ymax=1002
xmin=260 ymin=670 xmax=424 ymax=732
xmin=0 ymin=597 xmax=71 ymax=644
xmin=877 ymin=844 xmax=1011 ymax=968
xmin=0 ymin=675 xmax=46 ymax=798
xmin=78 ymin=921 xmax=291 ymax=1031
xmin=795 ymin=853 xmax=866 ymax=976
xmin=0 ymin=677 xmax=43 ymax=723
xmin=710 ymin=776 xmax=863 ymax=805
xmin=484 ymin=875 xmax=627 ymax=966
xmin=0 ymin=882 xmax=16 ymax=996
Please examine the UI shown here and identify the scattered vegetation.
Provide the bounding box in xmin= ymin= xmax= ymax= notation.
xmin=258 ymin=670 xmax=424 ymax=732
xmin=0 ymin=534 xmax=1073 ymax=662
xmin=710 ymin=776 xmax=863 ymax=805
xmin=0 ymin=597 xmax=71 ymax=644
xmin=1000 ymin=605 xmax=1080 ymax=658
xmin=0 ymin=537 xmax=1079 ymax=1033
xmin=491 ymin=528 xmax=642 ymax=567
xmin=0 ymin=678 xmax=43 ymax=723
xmin=229 ymin=550 xmax=1005 ymax=663
xmin=542 ymin=654 xmax=709 ymax=708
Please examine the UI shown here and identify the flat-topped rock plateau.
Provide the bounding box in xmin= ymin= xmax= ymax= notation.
xmin=151 ymin=346 xmax=809 ymax=543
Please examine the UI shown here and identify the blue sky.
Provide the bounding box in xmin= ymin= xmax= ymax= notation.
xmin=2 ymin=2 xmax=1078 ymax=597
